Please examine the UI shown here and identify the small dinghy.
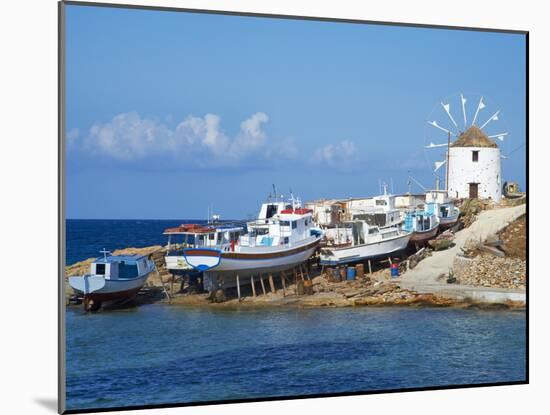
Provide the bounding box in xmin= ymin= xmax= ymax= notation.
xmin=68 ymin=249 xmax=155 ymax=311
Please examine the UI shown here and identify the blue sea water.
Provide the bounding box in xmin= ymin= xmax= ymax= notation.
xmin=66 ymin=219 xmax=205 ymax=265
xmin=65 ymin=306 xmax=526 ymax=411
xmin=64 ymin=219 xmax=526 ymax=411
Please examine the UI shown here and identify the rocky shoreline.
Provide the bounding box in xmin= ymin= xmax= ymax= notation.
xmin=65 ymin=249 xmax=525 ymax=312
xmin=65 ymin=203 xmax=526 ymax=312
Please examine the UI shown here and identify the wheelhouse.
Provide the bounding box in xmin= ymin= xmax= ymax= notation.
xmin=164 ymin=224 xmax=245 ymax=254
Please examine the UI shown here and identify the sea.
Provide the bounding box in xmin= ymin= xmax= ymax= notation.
xmin=66 ymin=219 xmax=205 ymax=265
xmin=64 ymin=219 xmax=527 ymax=411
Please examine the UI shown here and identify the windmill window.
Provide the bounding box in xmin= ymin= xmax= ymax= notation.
xmin=472 ymin=151 xmax=479 ymax=162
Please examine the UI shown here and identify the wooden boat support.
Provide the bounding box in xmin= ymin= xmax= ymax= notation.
xmin=280 ymin=270 xmax=287 ymax=296
xmin=250 ymin=276 xmax=256 ymax=297
xmin=201 ymin=263 xmax=319 ymax=302
xmin=268 ymin=274 xmax=276 ymax=293
xmin=155 ymin=267 xmax=171 ymax=303
xmin=260 ymin=275 xmax=267 ymax=295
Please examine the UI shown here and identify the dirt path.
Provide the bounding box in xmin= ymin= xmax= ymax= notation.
xmin=396 ymin=204 xmax=526 ymax=297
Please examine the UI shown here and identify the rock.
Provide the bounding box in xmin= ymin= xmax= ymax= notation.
xmin=296 ymin=280 xmax=305 ymax=296
xmin=453 ymin=254 xmax=526 ymax=289
xmin=428 ymin=238 xmax=454 ymax=251
xmin=210 ymin=289 xmax=226 ymax=303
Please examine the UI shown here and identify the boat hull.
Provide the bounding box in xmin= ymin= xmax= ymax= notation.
xmin=409 ymin=225 xmax=439 ymax=244
xmin=319 ymin=233 xmax=410 ymax=266
xmin=439 ymin=215 xmax=459 ymax=229
xmin=182 ymin=238 xmax=320 ymax=291
xmin=69 ymin=272 xmax=151 ymax=302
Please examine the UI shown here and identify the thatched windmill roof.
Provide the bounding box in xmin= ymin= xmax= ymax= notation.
xmin=451 ymin=125 xmax=497 ymax=148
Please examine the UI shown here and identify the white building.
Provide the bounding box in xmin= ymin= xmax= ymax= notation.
xmin=447 ymin=126 xmax=502 ymax=202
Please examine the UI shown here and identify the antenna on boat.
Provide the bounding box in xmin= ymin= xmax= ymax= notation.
xmin=382 ymin=182 xmax=388 ymax=195
xmin=272 ymin=184 xmax=277 ymax=202
xmin=99 ymin=248 xmax=110 ymax=260
xmin=390 ymin=178 xmax=394 ymax=194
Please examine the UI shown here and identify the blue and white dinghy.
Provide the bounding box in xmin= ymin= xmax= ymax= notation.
xmin=69 ymin=249 xmax=155 ymax=310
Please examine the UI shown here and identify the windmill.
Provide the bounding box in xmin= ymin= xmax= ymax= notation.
xmin=424 ymin=93 xmax=509 ymax=201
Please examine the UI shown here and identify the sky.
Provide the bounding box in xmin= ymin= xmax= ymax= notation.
xmin=65 ymin=5 xmax=527 ymax=220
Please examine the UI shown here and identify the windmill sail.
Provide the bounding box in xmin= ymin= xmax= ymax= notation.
xmin=425 ymin=142 xmax=448 ymax=149
xmin=434 ymin=160 xmax=446 ymax=172
xmin=427 ymin=120 xmax=453 ymax=135
xmin=441 ymin=102 xmax=458 ymax=131
xmin=461 ymin=93 xmax=467 ymax=128
xmin=480 ymin=110 xmax=500 ymax=129
xmin=471 ymin=97 xmax=486 ymax=126
xmin=489 ymin=132 xmax=508 ymax=141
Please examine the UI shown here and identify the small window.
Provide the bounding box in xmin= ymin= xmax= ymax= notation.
xmin=95 ymin=263 xmax=106 ymax=275
xmin=280 ymin=220 xmax=290 ymax=227
xmin=472 ymin=150 xmax=479 ymax=162
xmin=292 ymin=221 xmax=297 ymax=229
xmin=208 ymin=233 xmax=215 ymax=240
xmin=375 ymin=200 xmax=387 ymax=206
xmin=284 ymin=237 xmax=289 ymax=244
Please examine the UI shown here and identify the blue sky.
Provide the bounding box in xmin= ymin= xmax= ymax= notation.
xmin=65 ymin=5 xmax=526 ymax=219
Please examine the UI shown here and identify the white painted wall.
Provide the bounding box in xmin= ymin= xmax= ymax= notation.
xmin=447 ymin=147 xmax=502 ymax=201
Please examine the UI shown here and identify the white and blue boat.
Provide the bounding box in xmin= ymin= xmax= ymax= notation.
xmin=402 ymin=209 xmax=440 ymax=245
xmin=69 ymin=249 xmax=155 ymax=307
xmin=320 ymin=220 xmax=411 ymax=266
xmin=425 ymin=190 xmax=460 ymax=229
xmin=164 ymin=196 xmax=321 ymax=291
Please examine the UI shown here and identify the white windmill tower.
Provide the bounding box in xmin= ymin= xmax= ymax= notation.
xmin=425 ymin=94 xmax=508 ymax=202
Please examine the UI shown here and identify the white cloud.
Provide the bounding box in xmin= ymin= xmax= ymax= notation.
xmin=66 ymin=128 xmax=80 ymax=145
xmin=233 ymin=112 xmax=269 ymax=154
xmin=75 ymin=111 xmax=294 ymax=168
xmin=313 ymin=140 xmax=361 ymax=170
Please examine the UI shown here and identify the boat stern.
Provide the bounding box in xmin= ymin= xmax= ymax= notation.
xmin=183 ymin=248 xmax=222 ymax=272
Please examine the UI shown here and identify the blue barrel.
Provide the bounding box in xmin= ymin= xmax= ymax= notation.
xmin=347 ymin=266 xmax=356 ymax=280
xmin=391 ymin=263 xmax=399 ymax=278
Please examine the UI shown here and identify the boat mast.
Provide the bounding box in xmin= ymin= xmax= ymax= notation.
xmin=100 ymin=248 xmax=109 ymax=261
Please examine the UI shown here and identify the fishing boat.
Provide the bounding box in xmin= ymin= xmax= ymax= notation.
xmin=68 ymin=249 xmax=155 ymax=309
xmin=164 ymin=222 xmax=246 ymax=273
xmin=319 ymin=219 xmax=411 ymax=266
xmin=425 ymin=190 xmax=460 ymax=229
xmin=165 ymin=196 xmax=322 ymax=291
xmin=402 ymin=209 xmax=440 ymax=245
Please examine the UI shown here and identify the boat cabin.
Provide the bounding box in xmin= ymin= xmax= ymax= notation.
xmin=347 ymin=192 xmax=402 ymax=228
xmin=240 ymin=208 xmax=315 ymax=248
xmin=403 ymin=210 xmax=438 ymax=233
xmin=164 ymin=223 xmax=245 ymax=253
xmin=257 ymin=201 xmax=293 ymax=222
xmin=91 ymin=254 xmax=151 ymax=280
xmin=325 ymin=219 xmax=401 ymax=247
